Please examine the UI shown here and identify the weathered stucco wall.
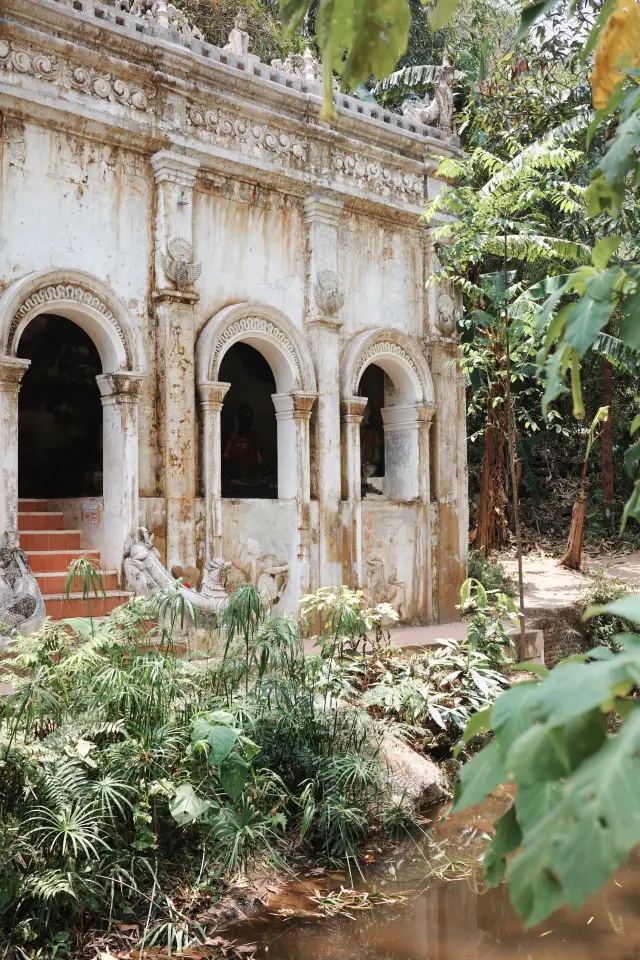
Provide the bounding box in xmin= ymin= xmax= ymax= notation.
xmin=194 ymin=184 xmax=307 ymax=334
xmin=362 ymin=501 xmax=425 ymax=622
xmin=339 ymin=213 xmax=424 ymax=338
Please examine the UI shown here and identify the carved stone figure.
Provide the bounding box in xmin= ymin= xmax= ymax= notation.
xmin=0 ymin=534 xmax=45 ymax=638
xmin=400 ymin=63 xmax=456 ymax=141
xmin=314 ymin=269 xmax=345 ymax=317
xmin=436 ymin=292 xmax=458 ymax=337
xmin=232 ymin=537 xmax=289 ymax=606
xmin=115 ymin=0 xmax=204 ymax=40
xmin=160 ymin=237 xmax=202 ymax=291
xmin=123 ymin=528 xmax=230 ymax=616
xmin=271 ymin=50 xmax=340 ymax=91
xmin=365 ymin=553 xmax=406 ymax=618
xmin=224 ymin=10 xmax=251 ymax=58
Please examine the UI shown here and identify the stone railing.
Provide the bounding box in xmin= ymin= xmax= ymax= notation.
xmin=45 ymin=0 xmax=447 ymax=143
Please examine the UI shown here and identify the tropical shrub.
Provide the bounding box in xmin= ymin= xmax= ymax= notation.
xmin=0 ymin=584 xmax=396 ymax=955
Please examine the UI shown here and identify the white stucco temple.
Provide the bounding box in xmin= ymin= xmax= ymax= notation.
xmin=0 ymin=0 xmax=468 ymax=624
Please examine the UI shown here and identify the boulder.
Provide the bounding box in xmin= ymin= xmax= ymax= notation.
xmin=380 ymin=731 xmax=449 ymax=810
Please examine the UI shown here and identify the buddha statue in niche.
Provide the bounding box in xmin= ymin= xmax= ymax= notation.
xmin=222 ymin=402 xmax=263 ymax=482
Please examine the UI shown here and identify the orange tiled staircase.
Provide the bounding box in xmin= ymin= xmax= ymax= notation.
xmin=18 ymin=499 xmax=130 ymax=619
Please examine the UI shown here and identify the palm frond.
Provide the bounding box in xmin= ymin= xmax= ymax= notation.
xmin=372 ymin=63 xmax=442 ymax=94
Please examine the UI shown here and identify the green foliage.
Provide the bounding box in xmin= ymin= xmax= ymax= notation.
xmin=467 ymin=550 xmax=516 ymax=596
xmin=279 ymin=0 xmax=410 ymax=115
xmin=459 ymin=577 xmax=519 ymax=665
xmin=578 ymin=571 xmax=633 ymax=654
xmin=452 ymin=595 xmax=640 ymax=927
xmin=0 ymin=579 xmax=418 ymax=954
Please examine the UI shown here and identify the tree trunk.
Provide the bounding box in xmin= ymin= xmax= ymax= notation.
xmin=475 ymin=386 xmax=508 ymax=555
xmin=560 ymin=500 xmax=586 ymax=569
xmin=602 ymin=357 xmax=614 ymax=505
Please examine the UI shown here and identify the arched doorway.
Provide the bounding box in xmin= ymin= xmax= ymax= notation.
xmin=358 ymin=363 xmax=386 ymax=497
xmin=219 ymin=342 xmax=278 ymax=500
xmin=0 ymin=270 xmax=146 ymax=564
xmin=17 ymin=314 xmax=103 ymax=499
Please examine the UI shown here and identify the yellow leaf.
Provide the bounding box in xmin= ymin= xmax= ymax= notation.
xmin=592 ymin=0 xmax=640 ymax=109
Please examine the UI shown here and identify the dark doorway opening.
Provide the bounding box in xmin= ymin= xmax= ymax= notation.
xmin=17 ymin=314 xmax=103 ymax=498
xmin=359 ymin=363 xmax=386 ymax=496
xmin=220 ymin=342 xmax=278 ymax=499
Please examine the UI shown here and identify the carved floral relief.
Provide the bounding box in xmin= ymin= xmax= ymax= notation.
xmin=187 ymin=103 xmax=308 ymax=165
xmin=0 ymin=38 xmax=152 ymax=111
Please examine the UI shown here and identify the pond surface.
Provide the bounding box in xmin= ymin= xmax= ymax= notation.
xmin=231 ymin=788 xmax=640 ymax=960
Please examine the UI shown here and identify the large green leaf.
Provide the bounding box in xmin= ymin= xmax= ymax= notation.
xmin=290 ymin=0 xmax=410 ymax=115
xmin=564 ymin=271 xmax=618 ymax=357
xmin=192 ymin=718 xmax=239 ymax=765
xmin=505 ymin=724 xmax=569 ymax=785
xmin=484 ymin=805 xmax=522 ymax=887
xmin=220 ymin=754 xmax=250 ymax=801
xmin=619 ymin=291 xmax=640 ymax=350
xmin=515 ymin=781 xmax=563 ymax=834
xmin=452 ymin=739 xmax=506 ymax=812
xmin=506 ymin=803 xmax=568 ymax=928
xmin=169 ymin=783 xmax=214 ymax=826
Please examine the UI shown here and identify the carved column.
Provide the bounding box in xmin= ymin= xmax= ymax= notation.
xmin=417 ymin=405 xmax=436 ymax=621
xmin=340 ymin=396 xmax=367 ymax=589
xmin=303 ymin=195 xmax=344 ymax=589
xmin=197 ymin=380 xmax=230 ymax=560
xmin=272 ymin=392 xmax=316 ymax=597
xmin=429 ymin=340 xmax=468 ymax=620
xmin=151 ymin=150 xmax=201 ymax=571
xmin=0 ymin=356 xmax=30 ymax=543
xmin=96 ymin=373 xmax=145 ymax=569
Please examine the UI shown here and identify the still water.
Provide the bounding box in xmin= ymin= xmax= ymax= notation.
xmin=232 ymin=789 xmax=640 ymax=960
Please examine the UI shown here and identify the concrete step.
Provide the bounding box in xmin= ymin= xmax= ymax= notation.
xmin=506 ymin=624 xmax=545 ymax=665
xmin=26 ymin=549 xmax=101 ymax=573
xmin=20 ymin=530 xmax=82 ymax=551
xmin=35 ymin=569 xmax=120 ymax=593
xmin=18 ymin=512 xmax=64 ymax=531
xmin=42 ymin=591 xmax=130 ymax=619
xmin=18 ymin=498 xmax=49 ymax=512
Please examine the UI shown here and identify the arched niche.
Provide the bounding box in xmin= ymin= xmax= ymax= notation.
xmin=340 ymin=329 xmax=435 ymax=502
xmin=0 ymin=270 xmax=145 ymax=565
xmin=195 ymin=303 xmax=316 ymax=563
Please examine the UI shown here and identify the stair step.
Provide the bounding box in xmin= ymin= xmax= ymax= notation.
xmin=18 ymin=512 xmax=64 ymax=531
xmin=18 ymin=499 xmax=48 ymax=512
xmin=20 ymin=530 xmax=82 ymax=551
xmin=43 ymin=592 xmax=130 ymax=620
xmin=26 ymin=549 xmax=101 ymax=573
xmin=35 ymin=570 xmax=120 ymax=593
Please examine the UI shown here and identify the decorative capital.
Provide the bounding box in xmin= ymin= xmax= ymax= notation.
xmin=96 ymin=372 xmax=145 ymax=404
xmin=0 ymin=355 xmax=30 ymax=387
xmin=417 ymin=405 xmax=436 ymax=427
xmin=340 ymin=396 xmax=368 ymax=423
xmin=197 ymin=380 xmax=231 ymax=410
xmin=150 ymin=150 xmax=200 ymax=187
xmin=291 ymin=392 xmax=317 ymax=420
xmin=303 ymin=195 xmax=344 ymax=227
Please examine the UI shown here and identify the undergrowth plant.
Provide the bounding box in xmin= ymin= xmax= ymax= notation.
xmin=0 ymin=580 xmax=406 ymax=957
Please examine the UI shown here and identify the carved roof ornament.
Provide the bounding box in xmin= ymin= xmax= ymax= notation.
xmin=114 ymin=0 xmax=204 ymax=41
xmin=400 ymin=62 xmax=457 ymax=142
xmin=160 ymin=237 xmax=202 ymax=290
xmin=224 ymin=9 xmax=255 ymax=60
xmin=314 ymin=269 xmax=345 ymax=317
xmin=271 ymin=49 xmax=340 ymax=91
